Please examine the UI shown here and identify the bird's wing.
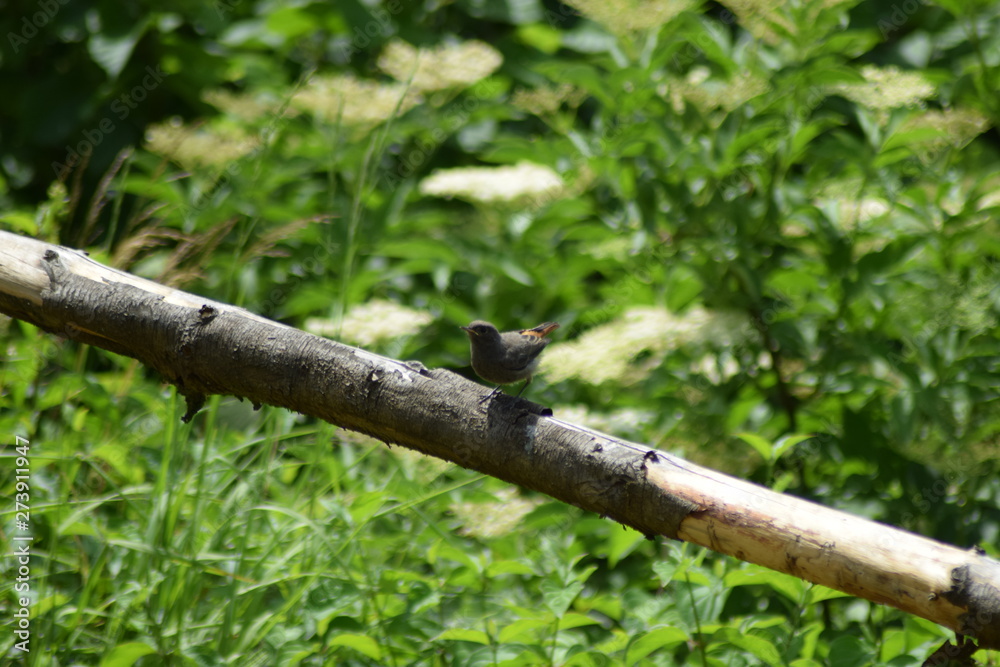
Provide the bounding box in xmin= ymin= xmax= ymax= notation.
xmin=503 ymin=334 xmax=551 ymax=370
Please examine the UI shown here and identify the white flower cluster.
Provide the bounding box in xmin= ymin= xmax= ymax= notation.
xmin=378 ymin=39 xmax=502 ymax=91
xmin=419 ymin=162 xmax=565 ymax=205
xmin=307 ymin=300 xmax=432 ymax=347
xmin=544 ymin=307 xmax=745 ymax=385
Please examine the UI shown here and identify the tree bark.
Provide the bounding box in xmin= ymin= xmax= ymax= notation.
xmin=1 ymin=230 xmax=998 ymax=650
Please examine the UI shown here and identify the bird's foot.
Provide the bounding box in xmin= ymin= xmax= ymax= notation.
xmin=478 ymin=386 xmax=502 ymax=404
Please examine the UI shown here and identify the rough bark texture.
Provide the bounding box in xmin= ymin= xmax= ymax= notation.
xmin=1 ymin=230 xmax=998 ymax=649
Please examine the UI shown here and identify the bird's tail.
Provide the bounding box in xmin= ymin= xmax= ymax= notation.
xmin=519 ymin=322 xmax=560 ymax=338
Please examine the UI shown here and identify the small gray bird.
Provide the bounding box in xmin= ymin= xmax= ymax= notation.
xmin=461 ymin=320 xmax=560 ymax=398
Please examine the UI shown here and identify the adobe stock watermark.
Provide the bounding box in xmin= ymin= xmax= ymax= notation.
xmin=214 ymin=0 xmax=243 ymax=20
xmin=9 ymin=435 xmax=34 ymax=655
xmin=543 ymin=2 xmax=579 ymax=28
xmin=183 ymin=102 xmax=293 ymax=217
xmin=52 ymin=65 xmax=168 ymax=180
xmin=6 ymin=0 xmax=70 ymax=54
xmin=334 ymin=0 xmax=404 ymax=64
xmin=258 ymin=237 xmax=338 ymax=317
xmin=877 ymin=0 xmax=927 ymax=39
xmin=381 ymin=79 xmax=505 ymax=190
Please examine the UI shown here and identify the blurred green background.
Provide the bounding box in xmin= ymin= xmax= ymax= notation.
xmin=1 ymin=0 xmax=999 ymax=664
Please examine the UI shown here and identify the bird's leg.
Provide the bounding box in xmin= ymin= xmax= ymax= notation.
xmin=479 ymin=385 xmax=503 ymax=404
xmin=514 ymin=377 xmax=532 ymax=397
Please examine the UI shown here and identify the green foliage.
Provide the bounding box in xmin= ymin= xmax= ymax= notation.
xmin=3 ymin=0 xmax=1000 ymax=664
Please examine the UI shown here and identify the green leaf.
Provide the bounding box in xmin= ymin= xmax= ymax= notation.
xmin=438 ymin=628 xmax=492 ymax=644
xmin=653 ymin=559 xmax=711 ymax=586
xmin=498 ymin=617 xmax=551 ymax=643
xmin=536 ymin=62 xmax=616 ymax=106
xmin=88 ymin=19 xmax=149 ymax=80
xmin=517 ymin=24 xmax=562 ymax=54
xmin=486 ymin=560 xmax=536 ymax=577
xmin=429 ymin=541 xmax=481 ymax=572
xmin=872 ymin=145 xmax=916 ymax=168
xmin=0 ymin=212 xmax=38 ymax=234
xmin=99 ymin=642 xmax=156 ymax=667
xmin=560 ymin=23 xmax=618 ymax=55
xmin=558 ymin=612 xmax=601 ymax=630
xmin=881 ymin=125 xmax=949 ymax=153
xmin=724 ymin=567 xmax=807 ymax=603
xmin=606 ymin=525 xmax=644 ymax=567
xmin=828 ymin=635 xmax=872 ymax=667
xmin=790 ymin=117 xmax=844 ymax=161
xmin=542 ymin=578 xmax=583 ymax=617
xmin=665 ymin=264 xmax=703 ymax=311
xmin=652 ymin=560 xmax=678 ymax=586
xmin=330 ymin=633 xmax=382 ymax=660
xmin=805 ymin=585 xmax=851 ymax=604
xmin=497 ymin=258 xmax=534 ymax=285
xmin=265 ymin=7 xmax=316 ymax=38
xmin=626 ymin=627 xmax=688 ymax=662
xmin=380 ymin=239 xmax=462 ymax=263
xmin=816 ymin=31 xmax=881 ymax=59
xmin=724 ymin=120 xmax=784 ymax=167
xmin=931 ymin=0 xmax=995 ymax=16
xmin=91 ymin=442 xmax=143 ymax=483
xmin=735 ymin=432 xmax=774 ymax=461
xmin=856 ymin=235 xmax=924 ymax=277
xmin=772 ymin=433 xmax=814 ymax=459
xmin=713 ymin=627 xmax=783 ymax=667
xmin=458 ymin=0 xmax=543 ymax=24
xmin=348 ymin=491 xmax=388 ymax=524
xmin=675 ymin=13 xmax=736 ymax=73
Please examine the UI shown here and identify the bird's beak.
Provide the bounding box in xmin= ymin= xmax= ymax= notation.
xmin=460 ymin=326 xmax=475 ymax=335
